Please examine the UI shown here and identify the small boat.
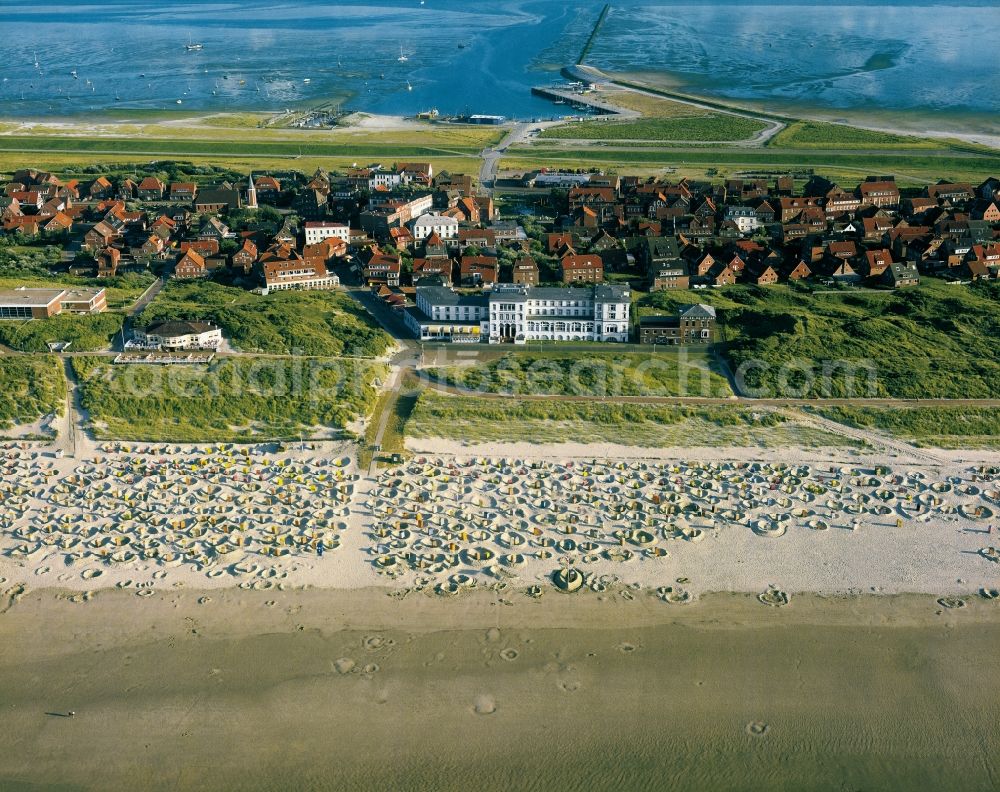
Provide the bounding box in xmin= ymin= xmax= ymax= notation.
xmin=397 ymin=45 xmax=409 ymax=63
xmin=176 ymin=99 xmax=183 ymax=104
xmin=70 ymin=70 xmax=78 ymax=78
xmin=302 ymin=78 xmax=311 ymax=84
xmin=407 ymin=81 xmax=413 ymax=91
xmin=458 ymin=42 xmax=467 ymax=49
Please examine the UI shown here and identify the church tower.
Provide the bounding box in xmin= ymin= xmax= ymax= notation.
xmin=247 ymin=173 xmax=258 ymax=210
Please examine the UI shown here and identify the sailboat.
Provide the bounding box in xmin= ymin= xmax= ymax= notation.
xmin=397 ymin=45 xmax=409 ymax=63
xmin=185 ymin=34 xmax=204 ymax=51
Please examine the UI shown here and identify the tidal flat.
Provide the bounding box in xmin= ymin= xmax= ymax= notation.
xmin=1 ymin=587 xmax=998 ymax=792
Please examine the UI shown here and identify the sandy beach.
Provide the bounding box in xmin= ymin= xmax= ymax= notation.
xmin=3 ymin=435 xmax=1000 ymax=790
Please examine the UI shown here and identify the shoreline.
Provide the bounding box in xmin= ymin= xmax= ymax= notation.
xmin=2 ymin=584 xmax=998 ymax=792
xmin=590 ymin=67 xmax=1000 ymax=149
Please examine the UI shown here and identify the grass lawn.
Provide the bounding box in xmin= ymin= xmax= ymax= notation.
xmin=540 ymin=115 xmax=767 ymax=142
xmin=138 ymin=280 xmax=392 ymax=357
xmin=423 ymin=350 xmax=733 ymax=398
xmin=0 ymin=356 xmax=66 ymax=429
xmin=770 ymin=121 xmax=946 ymax=150
xmin=0 ymin=152 xmax=481 ymax=183
xmin=638 ymin=279 xmax=1000 ymax=399
xmin=504 ymin=146 xmax=1000 ymax=182
xmin=598 ymin=90 xmax=704 ymax=119
xmin=71 ymin=355 xmax=386 ymax=442
xmin=0 ymin=134 xmax=485 ymax=161
xmin=406 ymin=391 xmax=858 ymax=448
xmin=4 ymin=117 xmax=505 ymax=148
xmin=809 ymin=406 xmax=1000 ymax=449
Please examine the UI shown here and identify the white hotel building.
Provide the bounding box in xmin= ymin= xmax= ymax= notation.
xmin=404 ymin=283 xmax=631 ymax=343
xmin=411 ymin=214 xmax=460 ymax=240
xmin=303 ymin=221 xmax=351 ymax=246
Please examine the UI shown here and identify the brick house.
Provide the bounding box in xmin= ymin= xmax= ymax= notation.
xmin=511 ymin=256 xmax=539 ymax=286
xmin=137 ymin=177 xmax=165 ymax=201
xmin=175 ymin=249 xmax=207 ymax=279
xmin=560 ymin=253 xmax=604 ymax=284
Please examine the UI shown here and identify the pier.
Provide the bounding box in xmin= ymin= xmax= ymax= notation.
xmin=530 ymin=84 xmax=638 ymax=118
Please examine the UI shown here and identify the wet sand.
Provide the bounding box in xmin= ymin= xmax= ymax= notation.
xmin=2 ymin=586 xmax=998 ymax=792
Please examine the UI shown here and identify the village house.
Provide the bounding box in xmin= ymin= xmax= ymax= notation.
xmin=560 ymin=253 xmax=604 ymax=284
xmin=858 ymin=179 xmax=901 ymax=209
xmin=361 ymin=249 xmax=402 ymax=287
xmin=649 ymin=259 xmax=690 ymax=291
xmin=864 ymin=249 xmax=894 ymax=278
xmin=134 ymin=320 xmax=222 ymax=350
xmin=88 ymin=176 xmax=114 ymax=200
xmin=96 ymin=247 xmax=121 ymax=278
xmin=511 ymin=256 xmax=539 ymax=286
xmin=412 ymin=214 xmax=459 ymax=241
xmin=174 ymin=249 xmax=208 ymax=279
xmin=460 ymin=255 xmax=499 ymax=286
xmin=304 ymin=221 xmax=350 ymax=246
xmin=412 ymin=257 xmax=453 ymax=286
xmin=639 ymin=303 xmax=717 ymax=345
xmin=169 ymin=182 xmax=198 ymax=203
xmin=883 ymin=260 xmax=920 ymax=288
xmin=231 ymin=239 xmax=259 ymax=274
xmin=782 ymin=259 xmax=811 ymax=281
xmin=137 ymin=177 xmax=165 ymax=202
xmin=253 ymin=175 xmax=281 ymax=203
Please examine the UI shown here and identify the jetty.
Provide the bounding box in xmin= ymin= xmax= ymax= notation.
xmin=529 ymin=84 xmax=637 ymax=118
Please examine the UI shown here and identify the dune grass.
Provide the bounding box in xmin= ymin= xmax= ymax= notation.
xmin=810 ymin=406 xmax=1000 ymax=449
xmin=0 ymin=356 xmax=65 ymax=429
xmin=540 ymin=115 xmax=767 ymax=142
xmin=406 ymin=391 xmax=855 ymax=448
xmin=424 ymin=351 xmax=732 ymax=398
xmin=72 ymin=355 xmax=386 ymax=442
xmin=771 ymin=121 xmax=946 ymax=150
xmin=638 ymin=279 xmax=1000 ymax=399
xmin=138 ymin=280 xmax=392 ymax=357
xmin=0 ymin=312 xmax=124 ymax=352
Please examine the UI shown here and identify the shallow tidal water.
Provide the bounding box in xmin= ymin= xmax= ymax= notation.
xmin=1 ymin=587 xmax=998 ymax=791
xmin=0 ymin=0 xmax=997 ymax=128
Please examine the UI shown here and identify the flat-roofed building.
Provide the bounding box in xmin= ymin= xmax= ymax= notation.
xmin=0 ymin=286 xmax=107 ymax=319
xmin=0 ymin=288 xmax=64 ymax=319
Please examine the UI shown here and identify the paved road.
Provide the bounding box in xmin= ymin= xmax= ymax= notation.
xmin=126 ymin=277 xmax=164 ymax=317
xmin=479 ymin=121 xmax=550 ymax=194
